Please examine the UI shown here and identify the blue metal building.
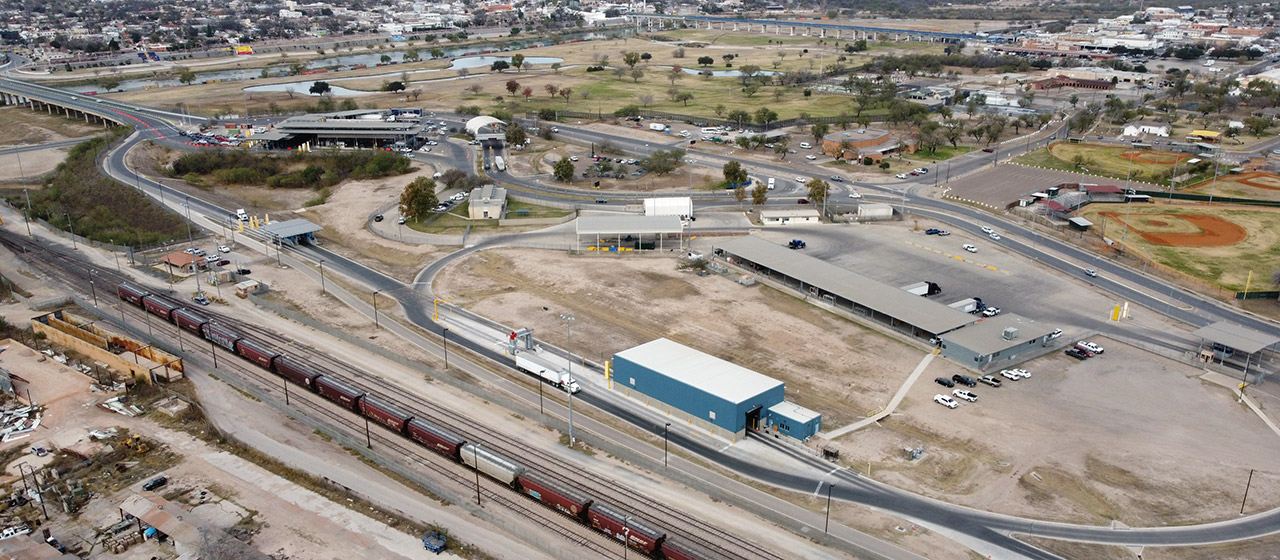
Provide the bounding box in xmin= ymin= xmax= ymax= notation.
xmin=612 ymin=338 xmax=790 ymax=440
xmin=764 ymin=401 xmax=822 ymax=441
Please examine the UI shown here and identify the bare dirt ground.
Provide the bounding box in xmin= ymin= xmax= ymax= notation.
xmin=0 ymin=146 xmax=72 ymax=182
xmin=431 ymin=248 xmax=922 ymax=432
xmin=0 ymin=106 xmax=103 ymax=148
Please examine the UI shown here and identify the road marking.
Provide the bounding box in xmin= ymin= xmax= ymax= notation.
xmin=813 ymin=481 xmax=824 ymax=496
xmin=827 ymin=466 xmax=842 ymax=476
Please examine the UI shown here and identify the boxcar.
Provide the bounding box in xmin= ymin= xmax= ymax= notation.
xmin=118 ymin=283 xmax=150 ymax=307
xmin=461 ymin=443 xmax=524 ymax=486
xmin=517 ymin=472 xmax=593 ymax=520
xmin=201 ymin=322 xmax=242 ymax=352
xmin=587 ymin=502 xmax=665 ymax=555
xmin=142 ymin=296 xmax=181 ymax=322
xmin=661 ymin=537 xmax=715 ymax=560
xmin=358 ymin=395 xmax=413 ymax=433
xmin=272 ymin=355 xmax=320 ymax=390
xmin=314 ymin=376 xmax=364 ymax=413
xmin=234 ymin=338 xmax=279 ymax=370
xmin=172 ymin=308 xmax=209 ymax=336
xmin=406 ymin=419 xmax=465 ymax=460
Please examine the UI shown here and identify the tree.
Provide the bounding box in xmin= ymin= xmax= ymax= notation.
xmin=283 ymin=86 xmax=296 ymax=99
xmin=559 ymin=87 xmax=573 ymax=103
xmin=410 ymin=88 xmax=423 ymax=101
xmin=399 ymin=177 xmax=439 ymax=221
xmin=464 ymin=84 xmax=483 ymax=96
xmin=339 ymin=99 xmax=359 ymax=111
xmin=673 ymin=47 xmax=686 ymax=58
xmin=512 ymin=54 xmax=525 ymax=71
xmin=773 ymin=139 xmax=790 ymax=159
xmin=668 ymin=65 xmax=685 ymax=85
xmin=641 ymin=52 xmax=652 ymax=62
xmin=754 ymin=107 xmax=778 ymax=129
xmin=623 ymin=51 xmax=641 ymax=68
xmin=381 ymin=54 xmax=392 ymax=64
xmin=404 ymin=49 xmax=419 ymax=62
xmin=675 ymin=91 xmax=694 ymax=105
xmin=551 ymin=62 xmax=562 ymax=74
xmin=545 ymin=83 xmax=558 ymax=97
xmin=723 ymin=161 xmax=748 ymax=186
xmin=640 ymin=149 xmax=686 ymax=175
xmin=714 ymin=104 xmax=726 ymax=117
xmin=742 ymin=84 xmax=760 ymax=98
xmin=100 ymin=77 xmax=121 ymax=91
xmin=521 ymin=87 xmax=533 ymax=101
xmin=491 ymin=60 xmax=510 ymax=72
xmin=751 ymin=182 xmax=768 ymax=205
xmin=811 ymin=123 xmax=829 ymax=143
xmin=506 ymin=80 xmax=521 ymax=95
xmin=553 ymin=157 xmax=576 ymax=182
xmin=1246 ymin=116 xmax=1274 ymax=136
xmin=431 ymin=48 xmax=444 ymax=59
xmin=309 ymin=81 xmax=332 ymax=95
xmin=506 ymin=124 xmax=528 ymax=146
xmin=630 ymin=68 xmax=645 ymax=83
xmin=806 ymin=178 xmax=831 ymax=205
xmin=733 ymin=185 xmax=747 ymax=206
xmin=722 ymin=54 xmax=736 ymax=65
xmin=727 ymin=109 xmax=751 ymax=128
xmin=698 ymin=56 xmax=714 ymax=67
xmin=178 ymin=69 xmax=197 ymax=85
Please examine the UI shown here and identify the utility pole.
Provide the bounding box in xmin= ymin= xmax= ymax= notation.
xmin=372 ymin=290 xmax=381 ymax=329
xmin=318 ymin=259 xmax=326 ymax=295
xmin=64 ymin=213 xmax=77 ymax=250
xmin=663 ymin=422 xmax=671 ymax=467
xmin=560 ymin=313 xmax=575 ymax=446
xmin=824 ymin=483 xmax=835 ymax=533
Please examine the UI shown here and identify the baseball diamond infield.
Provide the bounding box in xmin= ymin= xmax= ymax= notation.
xmin=1185 ymin=171 xmax=1280 ymax=202
xmin=1098 ymin=212 xmax=1247 ymax=247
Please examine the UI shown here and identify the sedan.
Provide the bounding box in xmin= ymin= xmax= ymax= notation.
xmin=989 ymin=232 xmax=1002 ymax=240
xmin=218 ymin=245 xmax=231 ymax=253
xmin=934 ymin=376 xmax=956 ymax=388
xmin=374 ymin=215 xmax=384 ymax=222
xmin=830 ymin=176 xmax=844 ymax=182
xmin=1009 ymin=368 xmax=1031 ymax=378
xmin=1000 ymin=369 xmax=1023 ymax=381
xmin=795 ymin=177 xmax=808 ymax=184
xmin=797 ymin=198 xmax=810 ymax=204
xmin=981 ymin=226 xmax=995 ymax=235
xmin=805 ymin=154 xmax=817 ymax=160
xmin=1084 ymin=269 xmax=1098 ymax=278
xmin=952 ymin=389 xmax=978 ymax=402
xmin=847 ymin=191 xmax=862 ymax=198
xmin=570 ymin=156 xmax=579 ymax=162
xmin=963 ymin=244 xmax=977 ymax=253
xmin=937 ymin=230 xmax=951 ymax=236
xmin=978 ymin=375 xmax=1002 ymax=387
xmin=895 ymin=173 xmax=909 ymax=179
xmin=934 ymin=394 xmax=959 ymax=409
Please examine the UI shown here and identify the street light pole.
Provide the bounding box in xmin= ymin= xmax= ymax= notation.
xmin=824 ymin=483 xmax=835 ymax=533
xmin=318 ymin=259 xmax=326 ymax=295
xmin=88 ymin=269 xmax=98 ymax=307
xmin=442 ymin=328 xmax=449 ymax=369
xmin=663 ymin=422 xmax=671 ymax=467
xmin=560 ymin=313 xmax=575 ymax=446
xmin=64 ymin=213 xmax=77 ymax=250
xmin=372 ymin=290 xmax=381 ymax=329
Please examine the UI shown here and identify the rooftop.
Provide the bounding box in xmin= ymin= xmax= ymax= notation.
xmin=258 ymin=218 xmax=322 ymax=240
xmin=576 ymin=215 xmax=684 ymax=235
xmin=614 ymin=338 xmax=783 ymax=404
xmin=1191 ymin=321 xmax=1280 ymax=354
xmin=715 ymin=236 xmax=975 ymax=335
xmin=939 ymin=313 xmax=1055 ymax=356
xmin=768 ymin=400 xmax=821 ymax=422
xmin=759 ymin=209 xmax=820 ymax=218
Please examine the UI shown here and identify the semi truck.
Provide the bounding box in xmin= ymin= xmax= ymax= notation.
xmin=947 ymin=297 xmax=982 ymax=314
xmin=494 ymin=156 xmax=506 ymax=172
xmin=900 ymin=281 xmax=942 ymax=297
xmin=515 ymin=352 xmax=581 ymax=394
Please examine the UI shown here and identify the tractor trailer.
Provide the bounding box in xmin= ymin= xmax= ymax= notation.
xmin=515 ymin=353 xmax=581 ymax=394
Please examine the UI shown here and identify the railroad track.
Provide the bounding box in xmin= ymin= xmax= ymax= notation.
xmin=2 ymin=231 xmax=781 ymax=560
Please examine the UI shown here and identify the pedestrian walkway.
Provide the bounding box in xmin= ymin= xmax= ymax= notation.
xmin=1201 ymin=370 xmax=1280 ymax=439
xmin=822 ymin=351 xmax=936 ymax=439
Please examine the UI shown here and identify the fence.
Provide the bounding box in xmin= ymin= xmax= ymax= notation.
xmin=1237 ymin=291 xmax=1280 ymax=300
xmin=524 ymin=109 xmax=885 ymax=133
xmin=1132 ymin=189 xmax=1280 ymax=207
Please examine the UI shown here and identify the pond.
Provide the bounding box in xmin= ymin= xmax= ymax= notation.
xmin=447 ymin=56 xmax=564 ymax=69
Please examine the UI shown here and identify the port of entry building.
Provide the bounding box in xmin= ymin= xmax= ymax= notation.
xmin=611 ymin=338 xmax=821 ymax=441
xmin=714 ymin=235 xmax=975 ymax=340
xmin=576 ymin=215 xmax=684 ymax=252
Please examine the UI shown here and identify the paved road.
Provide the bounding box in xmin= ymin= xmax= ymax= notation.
xmin=12 ymin=78 xmax=1279 ymax=557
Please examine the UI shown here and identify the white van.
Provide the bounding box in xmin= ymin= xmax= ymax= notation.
xmin=767 ymin=178 xmax=775 ymax=190
xmin=799 ymin=142 xmax=813 ymax=149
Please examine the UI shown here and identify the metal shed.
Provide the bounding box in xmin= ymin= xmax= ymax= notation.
xmin=764 ymin=401 xmax=822 ymax=441
xmin=1191 ymin=321 xmax=1280 ymax=382
xmin=612 ymin=338 xmax=784 ymax=439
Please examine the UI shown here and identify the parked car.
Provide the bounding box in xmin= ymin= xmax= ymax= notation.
xmin=981 ymin=307 xmax=1001 ymax=317
xmin=192 ymin=294 xmax=211 ymax=306
xmin=895 ymin=173 xmax=909 ymax=179
xmin=1009 ymin=368 xmax=1030 ymax=378
xmin=937 ymin=230 xmax=951 ymax=236
xmin=925 ymin=228 xmax=941 ymax=235
xmin=805 ymin=154 xmax=818 ymax=160
xmin=978 ymin=375 xmax=1002 ymax=387
xmin=934 ymin=376 xmax=956 ymax=388
xmin=1000 ymin=369 xmax=1024 ymax=380
xmin=218 ymin=245 xmax=231 ymax=253
xmin=30 ymin=446 xmax=48 ymax=457
xmin=1065 ymin=348 xmax=1090 ymax=360
xmin=934 ymin=394 xmax=959 ymax=409
xmin=1079 ymin=341 xmax=1104 ymax=354
xmin=1049 ymin=328 xmax=1063 ymax=339
xmin=952 ymin=389 xmax=978 ymax=402
xmin=952 ymin=374 xmax=977 ymax=387
xmin=963 ymin=244 xmax=977 ymax=253
xmin=215 ymin=259 xmax=230 ymax=267
xmin=142 ymin=476 xmax=168 ymax=491
xmin=235 ymin=268 xmax=252 ymax=275
xmin=1073 ymin=343 xmax=1096 ymax=357
xmin=374 ymin=215 xmax=384 ymax=222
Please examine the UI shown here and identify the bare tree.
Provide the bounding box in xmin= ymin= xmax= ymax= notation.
xmin=638 ymin=94 xmax=654 ymax=107
xmin=283 ymin=86 xmax=295 ymax=99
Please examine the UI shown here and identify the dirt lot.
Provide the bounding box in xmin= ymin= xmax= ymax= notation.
xmin=0 ymin=106 xmax=104 ymax=148
xmin=0 ymin=146 xmax=72 ymax=182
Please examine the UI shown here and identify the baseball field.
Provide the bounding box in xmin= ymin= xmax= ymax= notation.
xmin=1184 ymin=171 xmax=1280 ymax=203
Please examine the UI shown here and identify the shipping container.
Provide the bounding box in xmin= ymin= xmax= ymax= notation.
xmin=142 ymin=296 xmax=181 ymax=322
xmin=406 ymin=419 xmax=465 ymax=460
xmin=315 ymin=376 xmax=364 ymax=413
xmin=517 ymin=472 xmax=592 ymax=520
xmin=172 ymin=308 xmax=209 ymax=336
xmin=235 ymin=338 xmax=279 ymax=370
xmin=661 ymin=537 xmax=717 ymax=560
xmin=118 ymin=283 xmax=150 ymax=307
xmin=586 ymin=503 xmax=665 ymax=555
xmin=201 ymin=322 xmax=242 ymax=352
xmin=272 ymin=355 xmax=320 ymax=390
xmin=359 ymin=395 xmax=413 ymax=433
xmin=460 ymin=443 xmax=523 ymax=486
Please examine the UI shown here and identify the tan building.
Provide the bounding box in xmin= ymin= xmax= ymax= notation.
xmin=159 ymin=251 xmax=206 ymax=273
xmin=468 ymin=184 xmax=508 ymax=219
xmin=821 ymin=128 xmax=913 ymax=163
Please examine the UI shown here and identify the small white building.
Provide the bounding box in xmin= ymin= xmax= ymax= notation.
xmin=857 ymin=203 xmax=894 ymax=221
xmin=759 ymin=209 xmax=820 ymax=225
xmin=468 ymin=184 xmax=508 ymax=219
xmin=1122 ymin=121 xmax=1170 ymax=138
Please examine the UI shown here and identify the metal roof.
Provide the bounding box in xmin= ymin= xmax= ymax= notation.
xmin=614 ymin=338 xmax=783 ymax=404
xmin=1068 ymin=217 xmax=1094 ymax=226
xmin=768 ymin=400 xmax=821 ymax=423
xmin=258 ymin=218 xmax=323 ymax=239
xmin=465 ymin=115 xmax=505 ymax=135
xmin=760 ymin=209 xmax=820 ymax=219
xmin=576 ymin=215 xmax=684 ymax=235
xmin=715 ymin=235 xmax=975 ymax=334
xmin=1191 ymin=321 xmax=1280 ymax=354
xmin=939 ymin=314 xmax=1056 ymax=356
xmin=250 ymin=130 xmax=291 ymax=142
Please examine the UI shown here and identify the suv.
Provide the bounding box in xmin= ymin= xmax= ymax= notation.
xmin=934 ymin=376 xmax=955 ymax=388
xmin=951 ymin=374 xmax=977 ymax=387
xmin=934 ymin=394 xmax=959 ymax=409
xmin=1000 ymin=369 xmax=1023 ymax=380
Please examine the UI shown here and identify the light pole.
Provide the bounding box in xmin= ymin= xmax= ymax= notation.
xmin=473 ymin=444 xmax=482 ymax=506
xmin=372 ymin=290 xmax=381 ymax=329
xmin=824 ymin=482 xmax=835 ymax=533
xmin=442 ymin=327 xmax=449 ymax=369
xmin=64 ymin=213 xmax=77 ymax=250
xmin=88 ymin=269 xmax=98 ymax=307
xmin=560 ymin=313 xmax=575 ymax=446
xmin=662 ymin=422 xmax=671 ymax=467
xmin=318 ymin=259 xmax=326 ymax=294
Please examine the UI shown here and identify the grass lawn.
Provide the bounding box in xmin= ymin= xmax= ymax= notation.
xmin=506 ymin=200 xmax=572 ymax=219
xmin=1013 ymin=143 xmax=1195 ymax=185
xmin=1076 ymin=203 xmax=1280 ymax=291
xmin=904 ymin=145 xmax=973 ymax=163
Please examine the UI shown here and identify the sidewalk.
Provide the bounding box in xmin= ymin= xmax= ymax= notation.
xmin=823 ymin=351 xmax=936 ymax=439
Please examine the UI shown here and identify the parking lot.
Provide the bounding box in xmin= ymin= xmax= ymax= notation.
xmin=945 ymin=164 xmax=1112 ymax=209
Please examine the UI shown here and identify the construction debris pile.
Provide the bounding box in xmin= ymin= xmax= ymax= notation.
xmin=0 ymin=404 xmax=41 ymax=443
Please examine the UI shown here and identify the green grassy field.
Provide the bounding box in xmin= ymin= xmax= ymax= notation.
xmin=1013 ymin=143 xmax=1195 ymax=184
xmin=905 ymin=145 xmax=973 ymax=163
xmin=505 ymin=200 xmax=572 ymax=218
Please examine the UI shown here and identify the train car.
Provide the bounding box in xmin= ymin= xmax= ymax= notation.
xmin=235 ymin=338 xmax=280 ymax=370
xmin=201 ymin=322 xmax=243 ymax=352
xmin=171 ymin=308 xmax=209 ymax=336
xmin=314 ymin=376 xmax=364 ymax=413
xmin=406 ymin=419 xmax=465 ymax=460
xmin=272 ymin=355 xmax=321 ymax=390
xmin=661 ymin=536 xmax=716 ymax=560
xmin=142 ymin=295 xmax=182 ymax=323
xmin=517 ymin=472 xmax=592 ymax=520
xmin=587 ymin=502 xmax=666 ymax=555
xmin=460 ymin=443 xmax=524 ymax=486
xmin=118 ymin=283 xmax=150 ymax=307
xmin=358 ymin=395 xmax=413 ymax=434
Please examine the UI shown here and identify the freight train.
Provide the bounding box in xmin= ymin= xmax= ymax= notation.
xmin=117 ymin=282 xmax=716 ymax=560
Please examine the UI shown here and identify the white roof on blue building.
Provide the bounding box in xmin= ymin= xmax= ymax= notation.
xmin=614 ymin=338 xmax=783 ymax=404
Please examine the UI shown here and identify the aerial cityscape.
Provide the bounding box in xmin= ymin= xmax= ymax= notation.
xmin=1 ymin=1 xmax=1280 ymax=558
